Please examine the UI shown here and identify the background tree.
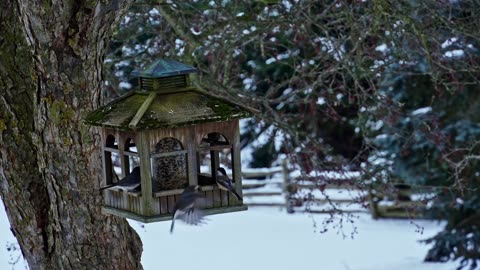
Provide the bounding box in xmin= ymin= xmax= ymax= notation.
xmin=0 ymin=1 xmax=142 ymax=269
xmin=360 ymin=2 xmax=480 ymax=267
xmin=106 ymin=0 xmax=480 ymax=268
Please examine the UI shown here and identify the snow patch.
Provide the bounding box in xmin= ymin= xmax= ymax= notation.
xmin=411 ymin=107 xmax=432 ymax=115
xmin=232 ymin=49 xmax=242 ymax=57
xmin=441 ymin=37 xmax=458 ymax=48
xmin=375 ymin=43 xmax=388 ymax=52
xmin=119 ymin=82 xmax=132 ymax=89
xmin=247 ymin=60 xmax=257 ymax=68
xmin=444 ymin=49 xmax=464 ymax=58
xmin=266 ymin=57 xmax=277 ymax=65
xmin=190 ymin=27 xmax=202 ymax=36
xmin=317 ymin=97 xmax=326 ymax=105
xmin=282 ymin=0 xmax=293 ymax=11
xmin=129 ymin=206 xmax=454 ymax=270
xmin=242 ymin=77 xmax=254 ymax=90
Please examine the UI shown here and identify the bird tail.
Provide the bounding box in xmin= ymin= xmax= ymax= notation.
xmin=99 ymin=184 xmax=115 ymax=191
xmin=232 ymin=189 xmax=243 ymax=201
xmin=170 ymin=219 xmax=175 ymax=234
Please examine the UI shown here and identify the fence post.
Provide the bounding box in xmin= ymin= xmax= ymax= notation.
xmin=282 ymin=159 xmax=294 ymax=213
xmin=368 ymin=186 xmax=379 ymax=219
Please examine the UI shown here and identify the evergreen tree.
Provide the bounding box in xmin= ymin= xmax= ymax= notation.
xmin=361 ymin=2 xmax=480 ymax=268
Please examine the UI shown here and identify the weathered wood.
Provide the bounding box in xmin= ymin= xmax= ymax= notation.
xmin=117 ymin=191 xmax=123 ymax=209
xmin=368 ymin=187 xmax=380 ymax=219
xmin=246 ymin=203 xmax=288 ymax=207
xmin=187 ymin=128 xmax=198 ymax=185
xmin=221 ymin=190 xmax=229 ymax=207
xmin=146 ymin=121 xmax=235 ymax=152
xmin=128 ymin=194 xmax=141 ymax=214
xmin=154 ymin=188 xmax=185 ymax=197
xmin=197 ymin=144 xmax=233 ymax=151
xmin=241 ymin=167 xmax=283 ymax=178
xmin=102 ymin=130 xmax=113 ymax=186
xmin=246 ymin=182 xmax=362 ymax=191
xmin=243 ymin=192 xmax=283 ymax=197
xmin=196 ymin=152 xmax=201 ymax=173
xmin=205 ymin=191 xmax=214 ymax=208
xmin=231 ymin=120 xmax=244 ymax=202
xmin=103 ymin=205 xmax=248 ymax=223
xmin=242 ymin=183 xmax=268 ymax=189
xmin=310 ymin=198 xmax=360 ymax=204
xmin=282 ymin=158 xmax=293 ymax=213
xmin=127 ymin=190 xmax=142 ymax=197
xmin=129 ymin=92 xmax=157 ymax=128
xmin=139 ymin=132 xmax=153 ymax=215
xmin=376 ymin=204 xmax=426 ymax=219
xmin=104 ymin=146 xmax=120 ymax=153
xmin=200 ymin=185 xmax=216 ymax=191
xmin=160 ymin=196 xmax=168 ymax=214
xmin=122 ymin=191 xmax=128 ymax=210
xmin=98 ymin=118 xmax=248 ymax=231
xmin=229 ymin=191 xmax=240 ymax=206
xmin=124 ymin=151 xmax=140 ymax=157
xmin=110 ymin=190 xmax=121 ymax=209
xmin=119 ymin=143 xmax=128 ymax=179
xmin=104 ymin=152 xmax=114 ymax=185
xmin=151 ymin=197 xmax=161 ymax=215
xmin=293 ymin=183 xmax=359 ymax=190
xmin=150 ymin=150 xmax=188 ymax=158
xmin=213 ymin=189 xmax=222 ymax=207
xmin=211 ymin=150 xmax=220 ymax=182
xmin=167 ymin=195 xmax=176 ymax=213
xmin=302 ymin=209 xmax=369 ymax=214
xmin=121 ymin=132 xmax=139 ymax=178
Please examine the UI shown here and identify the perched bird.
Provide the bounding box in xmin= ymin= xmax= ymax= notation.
xmin=170 ymin=185 xmax=206 ymax=233
xmin=216 ymin=167 xmax=243 ymax=201
xmin=99 ymin=166 xmax=141 ymax=191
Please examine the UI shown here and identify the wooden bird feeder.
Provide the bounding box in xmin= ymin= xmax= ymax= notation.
xmin=85 ymin=59 xmax=251 ymax=222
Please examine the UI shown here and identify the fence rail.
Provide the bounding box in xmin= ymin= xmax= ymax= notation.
xmin=241 ymin=160 xmax=430 ymax=219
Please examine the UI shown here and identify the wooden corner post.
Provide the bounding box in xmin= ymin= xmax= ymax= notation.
xmin=187 ymin=127 xmax=198 ymax=186
xmin=138 ymin=131 xmax=153 ymax=216
xmin=231 ymin=120 xmax=243 ymax=202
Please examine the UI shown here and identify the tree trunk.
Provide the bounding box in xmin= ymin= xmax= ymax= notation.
xmin=0 ymin=1 xmax=143 ymax=269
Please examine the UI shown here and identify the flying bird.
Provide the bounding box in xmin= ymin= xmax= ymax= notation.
xmin=99 ymin=166 xmax=141 ymax=191
xmin=170 ymin=185 xmax=207 ymax=233
xmin=216 ymin=167 xmax=243 ymax=201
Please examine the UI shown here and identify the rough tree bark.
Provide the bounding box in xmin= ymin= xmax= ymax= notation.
xmin=0 ymin=1 xmax=143 ymax=269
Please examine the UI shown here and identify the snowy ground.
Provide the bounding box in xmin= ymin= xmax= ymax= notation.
xmin=1 ymin=199 xmax=457 ymax=270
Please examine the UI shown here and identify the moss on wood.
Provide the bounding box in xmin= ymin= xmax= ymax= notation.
xmin=85 ymin=89 xmax=252 ymax=130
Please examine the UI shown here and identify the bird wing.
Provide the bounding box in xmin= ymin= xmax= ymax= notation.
xmin=174 ymin=194 xmax=207 ymax=225
xmin=114 ymin=167 xmax=141 ymax=190
xmin=117 ymin=178 xmax=140 ymax=187
xmin=216 ymin=177 xmax=234 ymax=190
xmin=175 ymin=207 xmax=206 ymax=226
xmin=182 ymin=208 xmax=206 ymax=226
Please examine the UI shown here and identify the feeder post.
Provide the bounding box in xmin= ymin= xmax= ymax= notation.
xmin=138 ymin=132 xmax=153 ymax=216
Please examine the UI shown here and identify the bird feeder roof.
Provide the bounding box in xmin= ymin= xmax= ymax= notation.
xmin=131 ymin=59 xmax=198 ymax=78
xmin=84 ymin=88 xmax=252 ymax=130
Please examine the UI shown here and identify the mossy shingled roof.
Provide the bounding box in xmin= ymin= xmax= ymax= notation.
xmin=84 ymin=88 xmax=252 ymax=130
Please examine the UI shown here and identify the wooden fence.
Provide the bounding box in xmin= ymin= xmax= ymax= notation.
xmin=241 ymin=160 xmax=430 ymax=219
